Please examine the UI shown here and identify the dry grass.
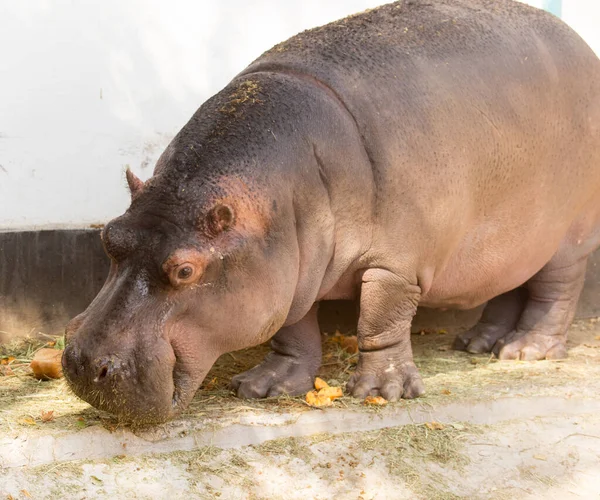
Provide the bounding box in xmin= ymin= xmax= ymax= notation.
xmin=357 ymin=422 xmax=480 ymax=500
xmin=0 ymin=333 xmax=115 ymax=434
xmin=1 ymin=320 xmax=599 ymax=438
xmin=360 ymin=423 xmax=478 ymax=469
xmin=252 ymin=436 xmax=315 ymax=464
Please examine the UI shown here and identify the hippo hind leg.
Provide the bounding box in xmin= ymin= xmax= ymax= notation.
xmin=230 ymin=305 xmax=322 ymax=398
xmin=453 ymin=288 xmax=528 ymax=354
xmin=493 ymin=257 xmax=588 ymax=360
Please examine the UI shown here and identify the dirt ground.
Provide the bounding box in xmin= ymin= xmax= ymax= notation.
xmin=1 ymin=320 xmax=600 ymax=499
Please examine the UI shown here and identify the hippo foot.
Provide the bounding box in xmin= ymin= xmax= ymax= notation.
xmin=454 ymin=288 xmax=526 ymax=354
xmin=493 ymin=331 xmax=568 ymax=360
xmin=346 ymin=351 xmax=424 ymax=401
xmin=230 ymin=352 xmax=318 ymax=398
xmin=453 ymin=323 xmax=514 ymax=354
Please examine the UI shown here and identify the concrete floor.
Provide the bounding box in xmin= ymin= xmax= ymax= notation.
xmin=1 ymin=320 xmax=600 ymax=499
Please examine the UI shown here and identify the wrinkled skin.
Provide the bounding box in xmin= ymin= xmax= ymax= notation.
xmin=63 ymin=0 xmax=600 ymax=424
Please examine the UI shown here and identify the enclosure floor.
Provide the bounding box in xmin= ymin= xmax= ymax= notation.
xmin=1 ymin=321 xmax=600 ymax=499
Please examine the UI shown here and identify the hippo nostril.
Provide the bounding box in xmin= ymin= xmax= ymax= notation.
xmin=62 ymin=343 xmax=84 ymax=378
xmin=93 ymin=355 xmax=123 ymax=383
xmin=97 ymin=365 xmax=109 ymax=380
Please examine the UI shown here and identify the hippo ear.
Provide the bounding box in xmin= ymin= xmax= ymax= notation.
xmin=205 ymin=204 xmax=235 ymax=236
xmin=125 ymin=168 xmax=145 ymax=200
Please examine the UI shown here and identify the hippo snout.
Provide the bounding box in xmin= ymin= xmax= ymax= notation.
xmin=62 ymin=332 xmax=179 ymax=424
xmin=62 ymin=346 xmax=129 ymax=384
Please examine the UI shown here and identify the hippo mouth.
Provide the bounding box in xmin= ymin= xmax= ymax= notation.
xmin=170 ymin=358 xmax=198 ymax=416
xmin=62 ymin=336 xmax=199 ymax=425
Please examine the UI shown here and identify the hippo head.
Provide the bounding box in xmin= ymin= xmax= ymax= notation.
xmin=62 ymin=168 xmax=298 ymax=424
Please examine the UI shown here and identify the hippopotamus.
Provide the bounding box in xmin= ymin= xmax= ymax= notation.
xmin=62 ymin=0 xmax=600 ymax=423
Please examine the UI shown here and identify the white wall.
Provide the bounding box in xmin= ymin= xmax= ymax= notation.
xmin=0 ymin=0 xmax=598 ymax=230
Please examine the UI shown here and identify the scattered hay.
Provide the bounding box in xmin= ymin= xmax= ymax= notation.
xmin=359 ymin=422 xmax=479 ymax=500
xmin=184 ymin=446 xmax=225 ymax=474
xmin=219 ymin=80 xmax=263 ymax=115
xmin=30 ymin=459 xmax=86 ymax=479
xmin=518 ymin=465 xmax=558 ymax=487
xmin=360 ymin=423 xmax=477 ymax=469
xmin=1 ymin=320 xmax=599 ymax=439
xmin=252 ymin=436 xmax=315 ymax=464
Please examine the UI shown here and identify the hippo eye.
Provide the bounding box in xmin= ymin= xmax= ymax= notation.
xmin=163 ymin=250 xmax=205 ymax=287
xmin=177 ymin=266 xmax=193 ymax=280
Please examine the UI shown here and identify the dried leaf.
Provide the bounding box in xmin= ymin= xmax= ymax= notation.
xmin=21 ymin=417 xmax=36 ymax=426
xmin=1 ymin=365 xmax=15 ymax=376
xmin=314 ymin=377 xmax=329 ymax=390
xmin=203 ymin=377 xmax=218 ymax=390
xmin=364 ymin=396 xmax=388 ymax=406
xmin=90 ymin=475 xmax=103 ymax=485
xmin=438 ymin=329 xmax=448 ymax=335
xmin=533 ymin=454 xmax=547 ymax=461
xmin=20 ymin=490 xmax=32 ymax=498
xmin=54 ymin=336 xmax=66 ymax=350
xmin=1 ymin=356 xmax=15 ymax=365
xmin=425 ymin=421 xmax=445 ymax=430
xmin=441 ymin=389 xmax=452 ymax=395
xmin=41 ymin=410 xmax=55 ymax=422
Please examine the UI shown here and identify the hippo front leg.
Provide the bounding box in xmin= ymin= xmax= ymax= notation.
xmin=230 ymin=305 xmax=322 ymax=398
xmin=347 ymin=269 xmax=425 ymax=401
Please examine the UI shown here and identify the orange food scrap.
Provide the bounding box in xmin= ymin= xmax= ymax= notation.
xmin=330 ymin=332 xmax=359 ymax=354
xmin=30 ymin=348 xmax=64 ymax=380
xmin=425 ymin=421 xmax=445 ymax=431
xmin=319 ymin=386 xmax=343 ymax=400
xmin=340 ymin=336 xmax=358 ymax=354
xmin=306 ymin=379 xmax=343 ymax=407
xmin=364 ymin=396 xmax=388 ymax=406
xmin=306 ymin=390 xmax=333 ymax=407
xmin=314 ymin=377 xmax=329 ymax=390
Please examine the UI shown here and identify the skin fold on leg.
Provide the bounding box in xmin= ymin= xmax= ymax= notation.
xmin=346 ymin=268 xmax=425 ymax=401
